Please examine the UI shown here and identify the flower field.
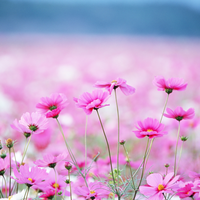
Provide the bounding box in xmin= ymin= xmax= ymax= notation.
xmin=0 ymin=35 xmax=200 ymax=199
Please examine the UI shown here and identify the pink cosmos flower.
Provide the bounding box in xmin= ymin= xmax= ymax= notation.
xmin=139 ymin=172 xmax=179 ymax=200
xmin=34 ymin=152 xmax=68 ymax=168
xmin=35 ymin=170 xmax=69 ymax=195
xmin=94 ymin=77 xmax=135 ymax=95
xmin=36 ymin=93 xmax=68 ymax=118
xmin=12 ymin=164 xmax=48 ymax=187
xmin=133 ymin=118 xmax=167 ymax=139
xmin=153 ymin=76 xmax=187 ymax=94
xmin=11 ymin=112 xmax=49 ymax=136
xmin=0 ymin=157 xmax=9 ymax=176
xmin=176 ymin=181 xmax=195 ymax=198
xmin=74 ymin=181 xmax=110 ymax=200
xmin=74 ymin=89 xmax=110 ymax=115
xmin=163 ymin=107 xmax=195 ymax=121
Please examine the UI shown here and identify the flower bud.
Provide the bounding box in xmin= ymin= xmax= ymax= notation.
xmin=0 ymin=140 xmax=2 ymax=150
xmin=65 ymin=179 xmax=70 ymax=184
xmin=119 ymin=140 xmax=125 ymax=145
xmin=6 ymin=138 xmax=13 ymax=148
xmin=24 ymin=132 xmax=31 ymax=138
xmin=181 ymin=136 xmax=188 ymax=141
xmin=165 ymin=163 xmax=170 ymax=168
xmin=64 ymin=162 xmax=72 ymax=170
xmin=0 ymin=150 xmax=6 ymax=159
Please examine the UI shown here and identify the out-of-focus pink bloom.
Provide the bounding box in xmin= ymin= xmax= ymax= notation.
xmin=74 ymin=89 xmax=110 ymax=115
xmin=36 ymin=170 xmax=69 ymax=195
xmin=164 ymin=107 xmax=195 ymax=121
xmin=176 ymin=181 xmax=195 ymax=198
xmin=189 ymin=171 xmax=200 ymax=181
xmin=74 ymin=181 xmax=110 ymax=200
xmin=11 ymin=112 xmax=49 ymax=135
xmin=36 ymin=93 xmax=68 ymax=118
xmin=94 ymin=78 xmax=135 ymax=95
xmin=12 ymin=164 xmax=48 ymax=187
xmin=139 ymin=172 xmax=179 ymax=200
xmin=39 ymin=190 xmax=56 ymax=200
xmin=34 ymin=153 xmax=67 ymax=168
xmin=133 ymin=118 xmax=167 ymax=139
xmin=191 ymin=180 xmax=200 ymax=198
xmin=153 ymin=76 xmax=187 ymax=94
xmin=0 ymin=157 xmax=9 ymax=175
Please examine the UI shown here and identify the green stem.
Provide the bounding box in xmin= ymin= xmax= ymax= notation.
xmin=0 ymin=189 xmax=3 ymax=198
xmin=68 ymin=170 xmax=72 ymax=200
xmin=114 ymin=89 xmax=120 ymax=188
xmin=174 ymin=122 xmax=181 ymax=176
xmin=56 ymin=118 xmax=89 ymax=188
xmin=25 ymin=187 xmax=30 ymax=200
xmin=132 ymin=137 xmax=150 ymax=200
xmin=23 ymin=187 xmax=28 ymax=200
xmin=160 ymin=94 xmax=169 ymax=123
xmin=9 ymin=148 xmax=12 ymax=196
xmin=21 ymin=135 xmax=32 ymax=165
xmin=177 ymin=141 xmax=183 ymax=175
xmin=122 ymin=144 xmax=135 ymax=189
xmin=85 ymin=116 xmax=88 ymax=176
xmin=96 ymin=109 xmax=118 ymax=196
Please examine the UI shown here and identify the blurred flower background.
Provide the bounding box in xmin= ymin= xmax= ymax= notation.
xmin=0 ymin=0 xmax=200 ymax=177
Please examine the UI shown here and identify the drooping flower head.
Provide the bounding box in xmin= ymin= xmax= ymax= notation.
xmin=139 ymin=172 xmax=180 ymax=200
xmin=94 ymin=77 xmax=135 ymax=95
xmin=11 ymin=112 xmax=49 ymax=137
xmin=153 ymin=76 xmax=187 ymax=94
xmin=74 ymin=89 xmax=110 ymax=115
xmin=164 ymin=107 xmax=195 ymax=121
xmin=133 ymin=118 xmax=167 ymax=139
xmin=36 ymin=93 xmax=68 ymax=118
xmin=34 ymin=152 xmax=68 ymax=168
xmin=12 ymin=164 xmax=48 ymax=188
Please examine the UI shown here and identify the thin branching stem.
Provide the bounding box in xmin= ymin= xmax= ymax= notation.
xmin=96 ymin=109 xmax=119 ymax=197
xmin=3 ymin=175 xmax=7 ymax=198
xmin=114 ymin=89 xmax=120 ymax=189
xmin=85 ymin=116 xmax=88 ymax=176
xmin=9 ymin=148 xmax=12 ymax=196
xmin=21 ymin=134 xmax=32 ymax=165
xmin=132 ymin=137 xmax=150 ymax=200
xmin=68 ymin=170 xmax=72 ymax=200
xmin=174 ymin=121 xmax=181 ymax=176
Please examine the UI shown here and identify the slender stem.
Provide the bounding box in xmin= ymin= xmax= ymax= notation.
xmin=9 ymin=148 xmax=12 ymax=196
xmin=160 ymin=94 xmax=169 ymax=123
xmin=3 ymin=175 xmax=7 ymax=198
xmin=12 ymin=147 xmax=19 ymax=171
xmin=68 ymin=170 xmax=72 ymax=200
xmin=0 ymin=189 xmax=3 ymax=198
xmin=144 ymin=94 xmax=170 ymax=169
xmin=23 ymin=187 xmax=28 ymax=200
xmin=174 ymin=122 xmax=181 ymax=176
xmin=56 ymin=118 xmax=89 ymax=188
xmin=25 ymin=187 xmax=30 ymax=200
xmin=85 ymin=116 xmax=88 ymax=176
xmin=122 ymin=144 xmax=135 ymax=189
xmin=114 ymin=89 xmax=120 ymax=188
xmin=95 ymin=109 xmax=118 ymax=196
xmin=54 ymin=168 xmax=57 ymax=200
xmin=21 ymin=135 xmax=32 ymax=165
xmin=177 ymin=141 xmax=183 ymax=175
xmin=132 ymin=137 xmax=150 ymax=200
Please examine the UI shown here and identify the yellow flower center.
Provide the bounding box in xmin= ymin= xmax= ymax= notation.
xmin=147 ymin=129 xmax=153 ymax=132
xmin=8 ymin=196 xmax=12 ymax=200
xmin=158 ymin=184 xmax=164 ymax=191
xmin=90 ymin=190 xmax=96 ymax=194
xmin=111 ymin=80 xmax=117 ymax=83
xmin=53 ymin=183 xmax=59 ymax=188
xmin=28 ymin=178 xmax=33 ymax=182
xmin=109 ymin=192 xmax=114 ymax=198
